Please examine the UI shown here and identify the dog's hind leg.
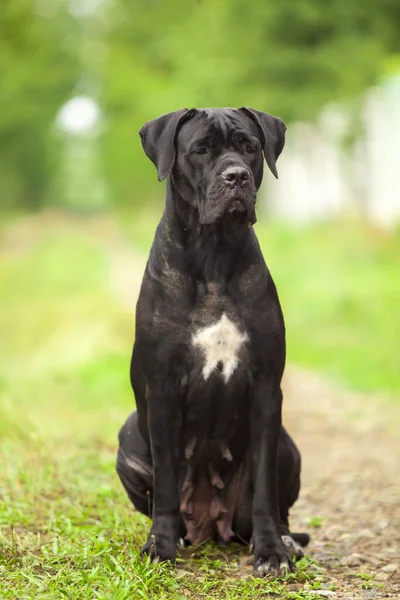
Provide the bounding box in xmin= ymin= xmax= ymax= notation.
xmin=116 ymin=411 xmax=153 ymax=516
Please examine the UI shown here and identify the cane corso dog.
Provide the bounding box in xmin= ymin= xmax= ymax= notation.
xmin=116 ymin=107 xmax=309 ymax=577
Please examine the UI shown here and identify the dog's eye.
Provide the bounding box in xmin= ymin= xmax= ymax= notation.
xmin=246 ymin=145 xmax=256 ymax=154
xmin=194 ymin=147 xmax=208 ymax=155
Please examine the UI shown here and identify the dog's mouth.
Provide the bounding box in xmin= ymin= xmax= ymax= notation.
xmin=200 ymin=188 xmax=257 ymax=226
xmin=223 ymin=197 xmax=256 ymax=225
xmin=227 ymin=199 xmax=246 ymax=215
xmin=224 ymin=199 xmax=248 ymax=225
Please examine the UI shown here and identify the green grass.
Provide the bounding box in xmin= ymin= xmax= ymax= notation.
xmin=257 ymin=219 xmax=400 ymax=396
xmin=0 ymin=222 xmax=329 ymax=598
xmin=1 ymin=213 xmax=398 ymax=597
xmin=121 ymin=210 xmax=400 ymax=396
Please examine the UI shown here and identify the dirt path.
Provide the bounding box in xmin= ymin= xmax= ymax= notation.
xmin=283 ymin=369 xmax=399 ymax=598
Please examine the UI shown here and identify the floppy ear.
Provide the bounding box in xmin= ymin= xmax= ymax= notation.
xmin=139 ymin=109 xmax=191 ymax=181
xmin=240 ymin=107 xmax=286 ymax=179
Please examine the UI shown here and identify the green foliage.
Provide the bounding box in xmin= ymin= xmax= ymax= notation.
xmin=0 ymin=0 xmax=80 ymax=209
xmin=100 ymin=0 xmax=400 ymax=206
xmin=1 ymin=0 xmax=400 ymax=209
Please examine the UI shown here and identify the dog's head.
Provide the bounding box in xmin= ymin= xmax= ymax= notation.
xmin=139 ymin=107 xmax=286 ymax=226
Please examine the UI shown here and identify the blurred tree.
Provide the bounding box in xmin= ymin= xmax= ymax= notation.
xmin=0 ymin=0 xmax=80 ymax=209
xmin=1 ymin=0 xmax=400 ymax=210
xmin=100 ymin=0 xmax=400 ymax=207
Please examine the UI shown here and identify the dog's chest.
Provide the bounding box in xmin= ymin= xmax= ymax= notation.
xmin=192 ymin=312 xmax=249 ymax=383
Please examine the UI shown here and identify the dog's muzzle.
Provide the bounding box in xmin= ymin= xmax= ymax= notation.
xmin=201 ymin=163 xmax=257 ymax=225
xmin=220 ymin=166 xmax=255 ymax=222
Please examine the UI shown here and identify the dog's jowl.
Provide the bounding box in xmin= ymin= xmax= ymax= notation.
xmin=116 ymin=108 xmax=310 ymax=577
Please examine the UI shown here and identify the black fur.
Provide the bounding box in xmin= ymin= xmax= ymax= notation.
xmin=116 ymin=108 xmax=309 ymax=577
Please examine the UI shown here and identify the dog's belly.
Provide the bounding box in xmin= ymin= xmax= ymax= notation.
xmin=179 ymin=309 xmax=251 ymax=544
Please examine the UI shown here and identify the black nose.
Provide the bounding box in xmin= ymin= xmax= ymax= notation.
xmin=221 ymin=166 xmax=250 ymax=186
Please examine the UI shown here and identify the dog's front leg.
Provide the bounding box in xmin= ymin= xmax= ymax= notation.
xmin=141 ymin=390 xmax=180 ymax=563
xmin=251 ymin=381 xmax=294 ymax=577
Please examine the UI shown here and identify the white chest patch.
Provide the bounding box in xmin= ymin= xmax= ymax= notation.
xmin=192 ymin=313 xmax=248 ymax=383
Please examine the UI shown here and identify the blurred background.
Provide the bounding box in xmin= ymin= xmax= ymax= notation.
xmin=0 ymin=1 xmax=399 ymax=595
xmin=1 ymin=0 xmax=399 ymax=393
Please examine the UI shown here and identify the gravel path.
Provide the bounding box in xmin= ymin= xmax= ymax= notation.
xmin=282 ymin=369 xmax=399 ymax=598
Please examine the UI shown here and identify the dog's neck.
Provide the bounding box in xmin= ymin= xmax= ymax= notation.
xmin=160 ymin=183 xmax=252 ymax=284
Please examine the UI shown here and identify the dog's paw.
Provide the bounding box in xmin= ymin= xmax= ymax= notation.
xmin=141 ymin=532 xmax=177 ymax=563
xmin=281 ymin=534 xmax=304 ymax=560
xmin=253 ymin=548 xmax=295 ymax=578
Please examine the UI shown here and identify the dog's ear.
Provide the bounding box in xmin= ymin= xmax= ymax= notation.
xmin=139 ymin=109 xmax=192 ymax=181
xmin=240 ymin=107 xmax=286 ymax=179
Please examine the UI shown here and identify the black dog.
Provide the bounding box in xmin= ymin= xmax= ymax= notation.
xmin=116 ymin=108 xmax=309 ymax=577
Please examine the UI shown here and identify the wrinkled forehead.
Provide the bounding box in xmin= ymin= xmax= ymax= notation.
xmin=177 ymin=108 xmax=260 ymax=146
